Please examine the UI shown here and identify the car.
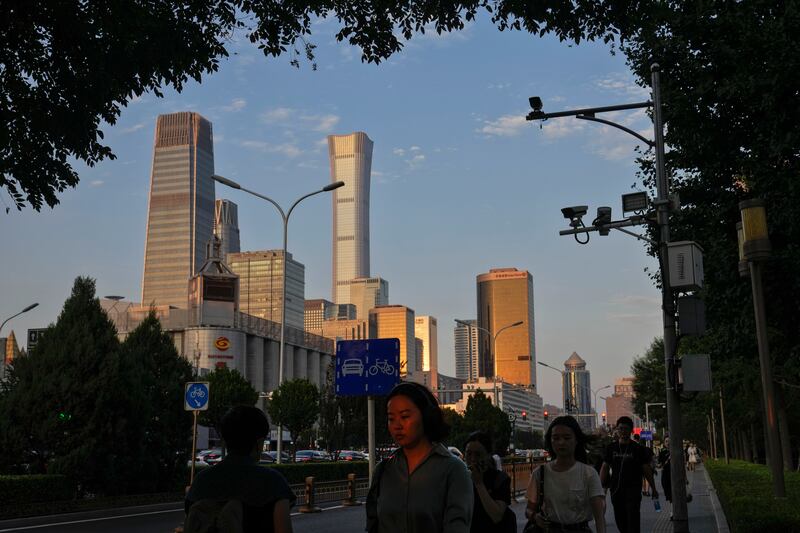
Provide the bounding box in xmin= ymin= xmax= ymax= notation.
xmin=196 ymin=448 xmax=223 ymax=465
xmin=294 ymin=450 xmax=330 ymax=462
xmin=341 ymin=358 xmax=365 ymax=376
xmin=259 ymin=452 xmax=276 ymax=464
xmin=336 ymin=450 xmax=367 ymax=461
xmin=263 ymin=451 xmax=292 ymax=463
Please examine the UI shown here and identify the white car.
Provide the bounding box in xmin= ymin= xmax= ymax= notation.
xmin=341 ymin=358 xmax=364 ymax=376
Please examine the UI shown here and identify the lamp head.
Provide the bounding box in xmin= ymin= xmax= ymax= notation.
xmin=212 ymin=174 xmax=241 ymax=189
xmin=323 ymin=181 xmax=345 ymax=192
xmin=22 ymin=302 xmax=39 ymax=313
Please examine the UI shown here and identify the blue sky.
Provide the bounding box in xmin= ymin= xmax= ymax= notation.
xmin=1 ymin=16 xmax=663 ymax=408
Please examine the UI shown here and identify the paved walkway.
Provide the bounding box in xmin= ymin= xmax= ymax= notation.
xmin=513 ymin=464 xmax=728 ymax=532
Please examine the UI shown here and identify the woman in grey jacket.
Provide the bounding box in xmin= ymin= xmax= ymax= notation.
xmin=366 ymin=382 xmax=473 ymax=533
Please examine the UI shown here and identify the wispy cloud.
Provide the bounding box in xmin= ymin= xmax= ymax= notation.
xmin=121 ymin=123 xmax=145 ymax=134
xmin=488 ymin=83 xmax=511 ymax=90
xmin=302 ymin=113 xmax=340 ymax=132
xmin=393 ymin=148 xmax=406 ymax=156
xmin=477 ymin=114 xmax=528 ymax=137
xmin=392 ymin=146 xmax=427 ymax=169
xmin=260 ymin=108 xmax=340 ymax=133
xmin=240 ymin=140 xmax=302 ymax=158
xmin=90 ymin=180 xmax=105 ymax=188
xmin=221 ymin=98 xmax=246 ymax=112
xmin=261 ymin=107 xmax=294 ymax=122
xmin=594 ymin=73 xmax=650 ymax=99
xmin=541 ymin=117 xmax=587 ymax=139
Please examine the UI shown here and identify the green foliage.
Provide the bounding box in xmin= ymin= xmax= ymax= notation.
xmin=630 ymin=338 xmax=667 ymax=429
xmin=706 ymin=460 xmax=800 ymax=531
xmin=442 ymin=392 xmax=511 ymax=454
xmin=267 ymin=379 xmax=320 ymax=453
xmin=0 ymin=277 xmax=143 ymax=495
xmin=318 ymin=363 xmax=368 ymax=451
xmin=119 ymin=312 xmax=194 ymax=492
xmin=198 ymin=366 xmax=259 ymax=442
xmin=0 ymin=475 xmax=75 ymax=504
xmin=4 ymin=1 xmax=635 ymax=210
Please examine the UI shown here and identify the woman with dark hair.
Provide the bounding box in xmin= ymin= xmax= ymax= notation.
xmin=464 ymin=431 xmax=514 ymax=533
xmin=525 ymin=416 xmax=606 ymax=533
xmin=366 ymin=382 xmax=473 ymax=533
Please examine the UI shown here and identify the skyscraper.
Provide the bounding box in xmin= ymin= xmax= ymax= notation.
xmin=214 ymin=199 xmax=240 ymax=262
xmin=563 ymin=351 xmax=593 ymax=430
xmin=329 ymin=132 xmax=373 ymax=304
xmin=227 ymin=250 xmax=305 ymax=329
xmin=142 ymin=112 xmax=215 ymax=308
xmin=476 ymin=268 xmax=536 ymax=387
xmin=348 ymin=276 xmax=389 ymax=319
xmin=454 ymin=319 xmax=479 ymax=382
xmin=370 ymin=305 xmax=416 ymax=377
xmin=415 ymin=316 xmax=438 ymax=390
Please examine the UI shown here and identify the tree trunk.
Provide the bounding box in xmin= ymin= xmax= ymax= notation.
xmin=775 ymin=385 xmax=794 ymax=471
xmin=750 ymin=423 xmax=760 ymax=464
xmin=742 ymin=430 xmax=752 ymax=462
xmin=732 ymin=429 xmax=740 ymax=460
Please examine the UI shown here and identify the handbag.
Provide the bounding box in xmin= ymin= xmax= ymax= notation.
xmin=522 ymin=465 xmax=545 ymax=533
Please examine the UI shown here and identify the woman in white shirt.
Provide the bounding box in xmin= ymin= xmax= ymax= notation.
xmin=525 ymin=416 xmax=606 ymax=533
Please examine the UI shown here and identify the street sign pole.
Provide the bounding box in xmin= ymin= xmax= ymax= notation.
xmin=190 ymin=410 xmax=199 ymax=484
xmin=368 ymin=396 xmax=376 ymax=486
xmin=184 ymin=381 xmax=210 ymax=488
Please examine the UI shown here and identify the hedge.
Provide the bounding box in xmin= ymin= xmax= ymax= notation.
xmin=0 ymin=475 xmax=75 ymax=504
xmin=265 ymin=461 xmax=370 ymax=484
xmin=706 ymin=459 xmax=800 ymax=532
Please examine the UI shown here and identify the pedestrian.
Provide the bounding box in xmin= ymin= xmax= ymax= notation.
xmin=525 ymin=415 xmax=606 ymax=533
xmin=600 ymin=416 xmax=658 ymax=533
xmin=687 ymin=443 xmax=699 ymax=471
xmin=184 ymin=406 xmax=294 ymax=533
xmin=657 ymin=437 xmax=673 ymax=518
xmin=366 ymin=382 xmax=473 ymax=533
xmin=464 ymin=431 xmax=515 ymax=533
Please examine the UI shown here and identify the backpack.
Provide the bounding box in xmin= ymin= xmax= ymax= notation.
xmin=184 ymin=499 xmax=244 ymax=533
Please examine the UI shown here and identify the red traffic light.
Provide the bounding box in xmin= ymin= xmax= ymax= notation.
xmin=521 ymin=410 xmax=527 ymax=421
xmin=543 ymin=410 xmax=549 ymax=420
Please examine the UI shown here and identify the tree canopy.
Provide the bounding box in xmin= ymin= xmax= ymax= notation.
xmin=199 ymin=365 xmax=259 ymax=444
xmin=267 ymin=378 xmax=320 ymax=452
xmin=3 ymin=0 xmax=637 ymax=210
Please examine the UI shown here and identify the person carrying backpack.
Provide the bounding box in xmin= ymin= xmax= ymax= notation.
xmin=184 ymin=406 xmax=295 ymax=533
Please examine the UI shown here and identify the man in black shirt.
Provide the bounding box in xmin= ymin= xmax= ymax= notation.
xmin=600 ymin=416 xmax=658 ymax=533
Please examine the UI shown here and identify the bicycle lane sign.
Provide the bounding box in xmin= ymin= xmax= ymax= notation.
xmin=185 ymin=382 xmax=211 ymax=411
xmin=335 ymin=338 xmax=400 ymax=396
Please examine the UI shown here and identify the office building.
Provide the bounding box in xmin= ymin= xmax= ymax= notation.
xmin=454 ymin=319 xmax=479 ymax=382
xmin=329 ymin=132 xmax=373 ymax=304
xmin=142 ymin=112 xmax=215 ymax=308
xmin=449 ymin=377 xmax=543 ymax=433
xmin=605 ymin=376 xmax=638 ymax=427
xmin=414 ymin=316 xmax=438 ymax=389
xmin=476 ymin=268 xmax=537 ymax=386
xmin=437 ymin=373 xmax=466 ymax=404
xmin=315 ymin=316 xmax=377 ymax=343
xmin=348 ymin=277 xmax=388 ymax=319
xmin=563 ymin=351 xmax=593 ymax=430
xmin=304 ymin=299 xmax=356 ymax=331
xmin=214 ymin=199 xmax=240 ymax=262
xmin=227 ymin=250 xmax=305 ymax=330
xmin=370 ymin=305 xmax=416 ymax=377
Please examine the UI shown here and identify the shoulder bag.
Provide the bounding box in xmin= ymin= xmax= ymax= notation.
xmin=522 ymin=465 xmax=545 ymax=533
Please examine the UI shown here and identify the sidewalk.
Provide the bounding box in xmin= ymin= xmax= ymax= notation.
xmin=604 ymin=464 xmax=725 ymax=533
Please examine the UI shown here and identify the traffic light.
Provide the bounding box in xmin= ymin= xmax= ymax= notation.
xmin=57 ymin=412 xmax=72 ymax=422
xmin=521 ymin=410 xmax=527 ymax=421
xmin=543 ymin=410 xmax=549 ymax=421
xmin=601 ymin=412 xmax=606 ymax=424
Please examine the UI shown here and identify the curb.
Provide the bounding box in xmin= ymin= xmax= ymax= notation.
xmin=702 ymin=466 xmax=730 ymax=533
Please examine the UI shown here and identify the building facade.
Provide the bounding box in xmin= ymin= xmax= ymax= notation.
xmin=454 ymin=319 xmax=480 ymax=382
xmin=227 ymin=250 xmax=305 ymax=330
xmin=142 ymin=112 xmax=216 ymax=308
xmin=563 ymin=351 xmax=594 ymax=430
xmin=348 ymin=277 xmax=389 ymax=319
xmin=329 ymin=132 xmax=373 ymax=305
xmin=370 ymin=305 xmax=416 ymax=377
xmin=214 ymin=199 xmax=240 ymax=262
xmin=436 ymin=373 xmax=466 ymax=405
xmin=448 ymin=377 xmax=544 ymax=434
xmin=476 ymin=268 xmax=537 ymax=387
xmin=315 ymin=317 xmax=376 ymax=342
xmin=414 ymin=316 xmax=438 ymax=389
xmin=605 ymin=376 xmax=638 ymax=427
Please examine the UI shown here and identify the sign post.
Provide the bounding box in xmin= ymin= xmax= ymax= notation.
xmin=335 ymin=339 xmax=400 ymax=485
xmin=185 ymin=382 xmax=210 ymax=485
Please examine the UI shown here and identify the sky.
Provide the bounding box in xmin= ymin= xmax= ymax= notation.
xmin=0 ymin=16 xmax=663 ymax=409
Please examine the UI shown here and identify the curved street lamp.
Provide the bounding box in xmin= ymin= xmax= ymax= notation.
xmin=538 ymin=360 xmax=609 ymax=426
xmin=213 ymin=174 xmax=344 ymax=463
xmin=455 ymin=319 xmax=523 ymax=406
xmin=0 ymin=302 xmax=39 ymax=337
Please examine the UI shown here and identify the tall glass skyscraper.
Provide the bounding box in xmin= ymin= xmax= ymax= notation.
xmin=141 ymin=112 xmax=215 ymax=308
xmin=454 ymin=319 xmax=479 ymax=382
xmin=476 ymin=268 xmax=537 ymax=387
xmin=563 ymin=352 xmax=593 ymax=430
xmin=214 ymin=199 xmax=240 ymax=262
xmin=328 ymin=132 xmax=373 ymax=304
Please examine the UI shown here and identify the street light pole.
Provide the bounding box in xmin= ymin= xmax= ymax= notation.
xmin=213 ymin=174 xmax=344 ymax=464
xmin=538 ymin=360 xmax=607 ymax=427
xmin=456 ymin=319 xmax=522 ymax=406
xmin=0 ymin=302 xmax=39 ymax=337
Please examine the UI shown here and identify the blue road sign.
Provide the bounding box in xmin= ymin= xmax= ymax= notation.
xmin=335 ymin=338 xmax=400 ymax=396
xmin=184 ymin=382 xmax=210 ymax=411
xmin=640 ymin=430 xmax=653 ymax=441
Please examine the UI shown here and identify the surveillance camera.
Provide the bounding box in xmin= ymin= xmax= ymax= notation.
xmin=528 ymin=96 xmax=543 ymax=112
xmin=561 ymin=206 xmax=588 ymax=220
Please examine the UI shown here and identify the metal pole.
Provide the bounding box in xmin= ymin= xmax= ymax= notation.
xmin=368 ymin=396 xmax=376 ymax=486
xmin=719 ymin=388 xmax=730 ymax=464
xmin=651 ymin=63 xmax=689 ymax=532
xmin=468 ymin=323 xmax=473 ymax=383
xmin=276 ymin=214 xmax=289 ymax=465
xmin=749 ymin=261 xmax=786 ymax=496
xmin=711 ymin=409 xmax=718 ymax=459
xmin=190 ymin=410 xmax=198 ymax=485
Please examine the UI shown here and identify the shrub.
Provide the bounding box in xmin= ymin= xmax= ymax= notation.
xmin=265 ymin=461 xmax=370 ymax=484
xmin=0 ymin=475 xmax=75 ymax=504
xmin=706 ymin=459 xmax=800 ymax=532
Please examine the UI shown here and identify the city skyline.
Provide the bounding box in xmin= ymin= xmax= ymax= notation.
xmin=0 ymin=18 xmax=663 ymax=406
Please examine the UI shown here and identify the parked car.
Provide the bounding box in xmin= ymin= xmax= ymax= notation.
xmin=196 ymin=448 xmax=223 ymax=465
xmin=295 ymin=450 xmax=330 ymax=462
xmin=259 ymin=452 xmax=276 ymax=464
xmin=263 ymin=451 xmax=292 ymax=463
xmin=336 ymin=450 xmax=367 ymax=461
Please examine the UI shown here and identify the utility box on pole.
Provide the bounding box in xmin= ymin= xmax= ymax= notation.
xmin=668 ymin=241 xmax=704 ymax=291
xmin=679 ymin=354 xmax=712 ymax=392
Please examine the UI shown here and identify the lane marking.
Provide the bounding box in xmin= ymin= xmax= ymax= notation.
xmin=0 ymin=508 xmax=183 ymax=532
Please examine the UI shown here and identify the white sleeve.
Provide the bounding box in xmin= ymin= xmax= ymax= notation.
xmin=585 ymin=465 xmax=604 ymax=499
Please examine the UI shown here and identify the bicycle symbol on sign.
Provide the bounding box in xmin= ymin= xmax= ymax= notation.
xmin=367 ymin=359 xmax=396 ymax=376
xmin=190 ymin=388 xmax=206 ymax=399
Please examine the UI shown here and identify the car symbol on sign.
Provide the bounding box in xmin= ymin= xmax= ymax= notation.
xmin=341 ymin=358 xmax=364 ymax=376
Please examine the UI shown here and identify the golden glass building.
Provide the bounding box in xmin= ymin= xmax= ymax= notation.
xmin=141 ymin=112 xmax=215 ymax=308
xmin=476 ymin=268 xmax=536 ymax=387
xmin=370 ymin=305 xmax=416 ymax=377
xmin=328 ymin=132 xmax=373 ymax=305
